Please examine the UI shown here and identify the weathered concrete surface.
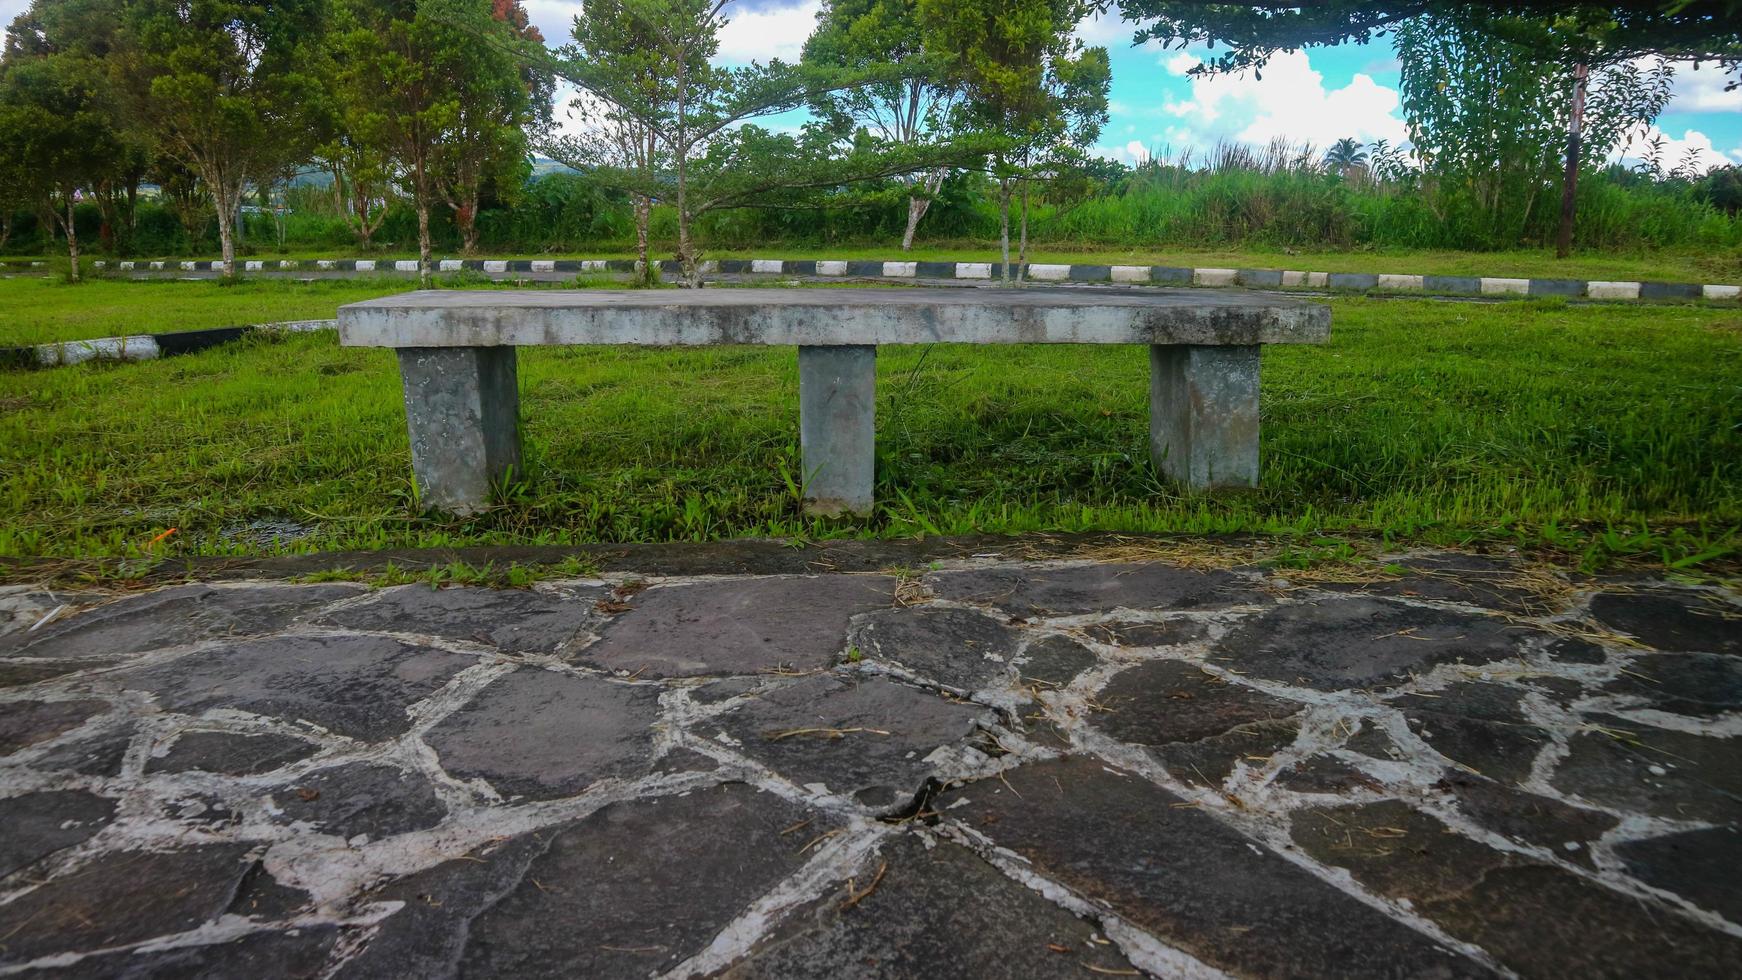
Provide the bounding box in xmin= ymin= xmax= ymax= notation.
xmin=396 ymin=346 xmax=521 ymax=515
xmin=798 ymin=344 xmax=876 ymax=516
xmin=0 ymin=552 xmax=1736 ymax=978
xmin=701 ymin=673 xmax=987 ymax=811
xmin=319 ymin=582 xmax=605 ymax=654
xmin=338 ymin=287 xmax=1331 ymax=348
xmin=581 ymin=574 xmax=895 ymax=677
xmin=425 ymin=667 xmax=664 ymax=800
xmin=1150 ymin=343 xmax=1262 ymax=488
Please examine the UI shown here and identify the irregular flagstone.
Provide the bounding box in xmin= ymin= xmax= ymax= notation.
xmin=28 ymin=729 xmax=133 ymax=776
xmin=1080 ymin=619 xmax=1208 ymax=648
xmin=924 ymin=562 xmax=1265 ymax=617
xmin=0 ymin=699 xmax=109 ymax=755
xmin=1292 ymin=801 xmax=1742 ymax=978
xmin=148 ymin=730 xmax=320 ymax=775
xmin=1015 ymin=634 xmax=1100 ymax=687
xmin=272 ymin=764 xmax=446 ymax=841
xmin=1390 ymin=683 xmax=1549 ymax=784
xmin=230 ymin=860 xmax=317 ymax=920
xmin=110 ymin=634 xmax=476 ymax=741
xmin=0 ymin=584 xmax=363 ymax=661
xmin=339 ymin=783 xmax=835 ymax=980
xmin=1551 ymin=715 xmax=1742 ymax=824
xmin=706 ymin=674 xmax=985 ymax=811
xmin=1272 ymin=755 xmax=1384 ymax=794
xmin=1587 ymin=590 xmax=1741 ymax=655
xmin=723 ymin=833 xmax=1136 ymax=978
xmin=938 ymin=757 xmax=1493 ymax=978
xmin=1211 ymin=597 xmax=1529 ymax=690
xmin=1436 ymin=772 xmax=1617 ymax=863
xmin=1317 ymin=553 xmax=1558 ymax=614
xmin=1343 ymin=720 xmax=1407 ymax=761
xmin=0 ymin=587 xmax=59 ymax=639
xmin=0 ymin=843 xmax=257 ymax=965
xmin=1602 ymin=653 xmax=1742 ymax=716
xmin=1544 ymin=636 xmax=1607 ymax=665
xmin=21 ymin=926 xmax=342 ymax=980
xmin=0 ymin=790 xmax=116 ymax=878
xmin=0 ymin=661 xmax=108 ymax=688
xmin=424 ymin=668 xmax=663 ymax=801
xmin=580 ymin=575 xmax=895 ymax=678
xmin=1615 ymin=827 xmax=1742 ymax=923
xmin=318 ymin=584 xmax=606 ymax=654
xmin=1091 ymin=660 xmax=1302 ymax=785
xmin=846 ymin=607 xmax=1023 ymax=693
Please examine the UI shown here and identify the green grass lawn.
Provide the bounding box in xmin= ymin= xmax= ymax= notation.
xmin=2 ymin=295 xmax=1738 ymax=570
xmin=0 ymin=277 xmax=428 ymax=347
xmin=8 ymin=241 xmax=1739 ymax=287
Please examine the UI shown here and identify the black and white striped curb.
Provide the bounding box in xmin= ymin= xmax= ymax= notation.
xmin=2 ymin=320 xmax=334 ymax=370
xmin=4 ymin=256 xmax=1738 ymax=303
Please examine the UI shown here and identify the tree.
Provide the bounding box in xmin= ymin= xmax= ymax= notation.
xmin=1110 ymin=2 xmax=1742 ymax=255
xmin=803 ymin=0 xmax=966 ymax=250
xmin=557 ymin=0 xmax=955 ymax=287
xmin=920 ymin=0 xmax=1109 ymax=283
xmin=433 ymin=0 xmax=548 ymax=254
xmin=320 ymin=132 xmax=396 ymax=249
xmin=0 ymin=44 xmax=123 ymax=280
xmin=329 ymin=0 xmax=545 ymax=280
xmin=1394 ymin=14 xmax=1672 ymax=247
xmin=115 ymin=0 xmax=327 ymax=277
xmin=545 ymin=0 xmax=678 ymax=285
xmin=1325 ymin=137 xmax=1368 ymax=171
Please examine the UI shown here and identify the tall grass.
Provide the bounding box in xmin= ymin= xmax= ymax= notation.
xmin=5 ymin=140 xmax=1738 ymax=259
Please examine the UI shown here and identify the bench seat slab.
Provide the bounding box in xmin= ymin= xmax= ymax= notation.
xmin=1149 ymin=345 xmax=1261 ymax=489
xmin=798 ymin=345 xmax=876 ymax=516
xmin=398 ymin=347 xmax=521 ymax=514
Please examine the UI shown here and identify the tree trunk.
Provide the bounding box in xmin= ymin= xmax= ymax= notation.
xmin=0 ymin=212 xmax=11 ymax=253
xmin=1017 ymin=179 xmax=1030 ymax=287
xmin=62 ymin=196 xmax=80 ymax=283
xmin=901 ymin=195 xmax=930 ymax=252
xmin=1555 ymin=62 xmax=1588 ymax=260
xmin=998 ymin=176 xmax=1011 ymax=285
xmin=416 ymin=197 xmax=433 ymax=287
xmin=633 ymin=193 xmax=655 ymax=288
xmin=215 ymin=184 xmax=238 ymax=279
xmin=216 ymin=204 xmax=235 ymax=278
xmin=457 ymin=198 xmax=480 ymax=255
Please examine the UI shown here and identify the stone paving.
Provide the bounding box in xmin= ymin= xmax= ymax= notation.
xmin=0 ymin=550 xmax=1738 ymax=978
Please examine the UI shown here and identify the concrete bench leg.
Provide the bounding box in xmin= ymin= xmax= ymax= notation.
xmin=396 ymin=346 xmax=522 ymax=515
xmin=1149 ymin=344 xmax=1261 ymax=489
xmin=798 ymin=344 xmax=876 ymax=516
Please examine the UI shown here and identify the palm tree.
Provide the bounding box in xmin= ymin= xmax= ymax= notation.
xmin=1324 ymin=137 xmax=1368 ymax=171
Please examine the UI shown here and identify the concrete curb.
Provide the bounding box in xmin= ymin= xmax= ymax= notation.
xmin=3 ymin=319 xmax=335 ymax=370
xmin=3 ymin=256 xmax=1730 ymax=304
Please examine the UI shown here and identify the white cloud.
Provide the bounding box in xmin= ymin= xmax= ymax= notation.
xmin=1663 ymin=59 xmax=1742 ymax=114
xmin=716 ymin=0 xmax=819 ymax=64
xmin=1154 ymin=50 xmax=1409 ymax=152
xmin=1074 ymin=11 xmax=1142 ymax=49
xmin=519 ymin=0 xmax=583 ymax=44
xmin=1614 ymin=126 xmax=1735 ymax=173
xmin=1124 ymin=140 xmax=1150 ymax=163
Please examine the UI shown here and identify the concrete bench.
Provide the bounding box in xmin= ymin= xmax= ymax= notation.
xmin=337 ymin=288 xmax=1330 ymax=515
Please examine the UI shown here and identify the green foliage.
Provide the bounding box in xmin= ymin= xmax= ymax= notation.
xmin=1111 ymin=2 xmax=1742 ymax=87
xmin=115 ymin=0 xmax=328 ymax=272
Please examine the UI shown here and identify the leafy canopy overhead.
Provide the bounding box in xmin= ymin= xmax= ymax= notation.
xmin=1108 ymin=2 xmax=1742 ymax=81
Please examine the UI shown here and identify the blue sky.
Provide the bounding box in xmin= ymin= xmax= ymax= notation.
xmin=6 ymin=0 xmax=1737 ymax=167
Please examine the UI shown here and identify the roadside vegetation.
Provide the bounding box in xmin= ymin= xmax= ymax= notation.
xmin=3 ymin=296 xmax=1736 ymax=571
